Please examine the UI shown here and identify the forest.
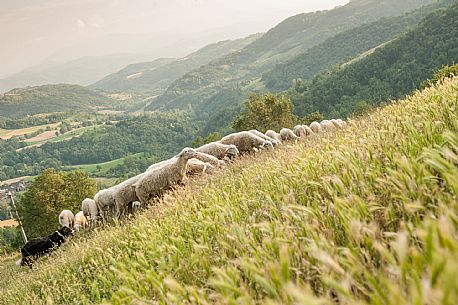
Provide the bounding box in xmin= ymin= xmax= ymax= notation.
xmin=262 ymin=0 xmax=454 ymax=91
xmin=288 ymin=3 xmax=458 ymax=118
xmin=0 ymin=112 xmax=198 ymax=180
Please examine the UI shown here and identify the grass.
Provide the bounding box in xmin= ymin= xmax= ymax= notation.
xmin=0 ymin=123 xmax=60 ymax=140
xmin=25 ymin=125 xmax=100 ymax=147
xmin=64 ymin=152 xmax=144 ymax=175
xmin=1 ymin=78 xmax=458 ymax=304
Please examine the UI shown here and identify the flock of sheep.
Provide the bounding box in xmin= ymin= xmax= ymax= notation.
xmin=57 ymin=119 xmax=346 ymax=231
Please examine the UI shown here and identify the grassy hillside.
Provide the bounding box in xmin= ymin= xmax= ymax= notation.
xmin=148 ymin=0 xmax=435 ymax=112
xmin=290 ymin=3 xmax=458 ymax=118
xmin=1 ymin=77 xmax=457 ymax=304
xmin=262 ymin=0 xmax=454 ymax=91
xmin=91 ymin=35 xmax=261 ymax=93
xmin=0 ymin=84 xmax=116 ymax=119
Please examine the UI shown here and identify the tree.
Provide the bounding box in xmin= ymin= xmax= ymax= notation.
xmin=192 ymin=132 xmax=222 ymax=147
xmin=0 ymin=227 xmax=22 ymax=254
xmin=18 ymin=169 xmax=96 ymax=238
xmin=302 ymin=111 xmax=324 ymax=125
xmin=232 ymin=93 xmax=297 ymax=132
xmin=426 ymin=64 xmax=458 ymax=87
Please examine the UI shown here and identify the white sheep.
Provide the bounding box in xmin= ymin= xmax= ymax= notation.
xmin=336 ymin=119 xmax=347 ymax=127
xmin=113 ymin=173 xmax=145 ymax=219
xmin=94 ymin=187 xmax=116 ymax=224
xmin=196 ymin=142 xmax=239 ymax=160
xmin=194 ymin=151 xmax=225 ymax=168
xmin=134 ymin=148 xmax=198 ymax=204
xmin=131 ymin=201 xmax=141 ymax=213
xmin=293 ymin=125 xmax=308 ymax=138
xmin=249 ymin=130 xmax=281 ymax=147
xmin=187 ymin=158 xmax=215 ymax=175
xmin=147 ymin=151 xmax=223 ymax=175
xmin=58 ymin=210 xmax=74 ymax=229
xmin=301 ymin=125 xmax=314 ymax=136
xmin=280 ymin=128 xmax=299 ymax=142
xmin=310 ymin=121 xmax=323 ymax=133
xmin=320 ymin=120 xmax=336 ymax=132
xmin=82 ymin=198 xmax=98 ymax=229
xmin=220 ymin=131 xmax=274 ymax=153
xmin=332 ymin=119 xmax=347 ymax=129
xmin=265 ymin=130 xmax=282 ymax=143
xmin=74 ymin=211 xmax=88 ymax=231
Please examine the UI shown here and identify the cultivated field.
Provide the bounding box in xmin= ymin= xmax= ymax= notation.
xmin=1 ymin=78 xmax=457 ymax=304
xmin=0 ymin=123 xmax=59 ymax=140
xmin=64 ymin=152 xmax=144 ymax=176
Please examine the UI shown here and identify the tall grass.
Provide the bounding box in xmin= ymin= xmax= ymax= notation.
xmin=1 ymin=78 xmax=457 ymax=304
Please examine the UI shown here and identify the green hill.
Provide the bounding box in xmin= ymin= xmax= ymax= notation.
xmin=290 ymin=3 xmax=458 ymax=118
xmin=1 ymin=75 xmax=457 ymax=304
xmin=0 ymin=112 xmax=197 ymax=181
xmin=262 ymin=0 xmax=455 ymax=91
xmin=0 ymin=84 xmax=116 ymax=119
xmin=90 ymin=35 xmax=261 ymax=93
xmin=147 ymin=0 xmax=435 ymax=113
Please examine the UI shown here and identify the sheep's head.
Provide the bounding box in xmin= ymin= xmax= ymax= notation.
xmin=225 ymin=145 xmax=239 ymax=159
xmin=270 ymin=139 xmax=280 ymax=147
xmin=261 ymin=140 xmax=274 ymax=150
xmin=178 ymin=147 xmax=198 ymax=160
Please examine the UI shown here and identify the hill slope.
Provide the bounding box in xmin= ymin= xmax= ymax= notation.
xmin=0 ymin=53 xmax=164 ymax=93
xmin=90 ymin=34 xmax=261 ymax=93
xmin=1 ymin=77 xmax=457 ymax=304
xmin=0 ymin=85 xmax=115 ymax=119
xmin=147 ymin=0 xmax=435 ymax=112
xmin=262 ymin=0 xmax=455 ymax=91
xmin=290 ymin=3 xmax=458 ymax=117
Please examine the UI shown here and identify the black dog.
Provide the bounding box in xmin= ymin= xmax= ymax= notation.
xmin=16 ymin=226 xmax=74 ymax=267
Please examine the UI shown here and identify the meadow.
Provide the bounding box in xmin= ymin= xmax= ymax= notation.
xmin=0 ymin=78 xmax=457 ymax=304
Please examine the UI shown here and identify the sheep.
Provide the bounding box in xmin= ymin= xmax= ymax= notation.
xmin=301 ymin=125 xmax=314 ymax=136
xmin=94 ymin=187 xmax=116 ymax=224
xmin=331 ymin=119 xmax=343 ymax=129
xmin=320 ymin=120 xmax=336 ymax=132
xmin=147 ymin=151 xmax=223 ymax=176
xmin=187 ymin=158 xmax=215 ymax=175
xmin=58 ymin=210 xmax=74 ymax=229
xmin=131 ymin=201 xmax=141 ymax=213
xmin=113 ymin=173 xmax=145 ymax=219
xmin=249 ymin=130 xmax=281 ymax=147
xmin=280 ymin=128 xmax=299 ymax=142
xmin=293 ymin=125 xmax=308 ymax=138
xmin=310 ymin=121 xmax=323 ymax=133
xmin=133 ymin=148 xmax=198 ymax=204
xmin=82 ymin=198 xmax=98 ymax=229
xmin=196 ymin=142 xmax=239 ymax=160
xmin=194 ymin=151 xmax=225 ymax=168
xmin=220 ymin=131 xmax=274 ymax=153
xmin=74 ymin=211 xmax=88 ymax=231
xmin=336 ymin=119 xmax=347 ymax=127
xmin=265 ymin=130 xmax=282 ymax=143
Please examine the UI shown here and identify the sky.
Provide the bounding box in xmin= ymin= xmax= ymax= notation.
xmin=0 ymin=0 xmax=348 ymax=78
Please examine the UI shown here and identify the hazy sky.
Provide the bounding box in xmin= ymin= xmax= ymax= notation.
xmin=0 ymin=0 xmax=348 ymax=77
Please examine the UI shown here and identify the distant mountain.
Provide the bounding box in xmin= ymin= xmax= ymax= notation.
xmin=147 ymin=0 xmax=435 ymax=113
xmin=0 ymin=85 xmax=115 ymax=119
xmin=0 ymin=53 xmax=162 ymax=93
xmin=0 ymin=29 xmax=260 ymax=93
xmin=90 ymin=34 xmax=261 ymax=93
xmin=262 ymin=0 xmax=455 ymax=91
xmin=290 ymin=2 xmax=458 ymax=118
